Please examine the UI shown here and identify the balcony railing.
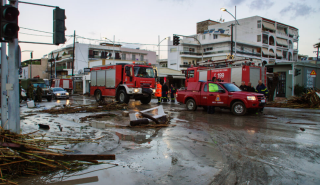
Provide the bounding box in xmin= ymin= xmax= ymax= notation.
xmin=56 ymin=66 xmax=67 ymax=70
xmin=180 ymin=52 xmax=202 ymax=56
xmin=180 ymin=64 xmax=191 ymax=68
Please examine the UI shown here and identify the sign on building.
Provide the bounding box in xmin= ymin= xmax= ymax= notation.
xmin=310 ymin=69 xmax=316 ymax=77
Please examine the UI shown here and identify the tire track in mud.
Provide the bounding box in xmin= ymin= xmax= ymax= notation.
xmin=207 ymin=125 xmax=320 ymax=185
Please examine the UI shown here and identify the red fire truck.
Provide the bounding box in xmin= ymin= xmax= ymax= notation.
xmin=52 ymin=79 xmax=73 ymax=93
xmin=90 ymin=63 xmax=156 ymax=104
xmin=185 ymin=60 xmax=266 ymax=88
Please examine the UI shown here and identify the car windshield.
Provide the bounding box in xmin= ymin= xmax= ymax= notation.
xmin=134 ymin=67 xmax=154 ymax=78
xmin=53 ymin=88 xmax=65 ymax=92
xmin=222 ymin=83 xmax=241 ymax=92
xmin=33 ymin=83 xmax=47 ymax=88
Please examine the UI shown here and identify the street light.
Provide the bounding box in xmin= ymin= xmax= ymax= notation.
xmin=221 ymin=7 xmax=240 ymax=58
xmin=158 ymin=36 xmax=168 ymax=66
xmin=22 ymin=50 xmax=33 ymax=78
xmin=103 ymin=36 xmax=115 ymax=64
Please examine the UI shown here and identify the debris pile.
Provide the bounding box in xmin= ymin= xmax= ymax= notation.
xmin=40 ymin=102 xmax=127 ymax=114
xmin=267 ymin=90 xmax=320 ymax=108
xmin=0 ymin=128 xmax=115 ymax=183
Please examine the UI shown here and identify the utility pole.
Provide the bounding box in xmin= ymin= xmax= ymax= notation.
xmin=230 ymin=24 xmax=234 ymax=56
xmin=158 ymin=35 xmax=160 ymax=64
xmin=1 ymin=0 xmax=8 ymax=129
xmin=7 ymin=0 xmax=20 ymax=133
xmin=72 ymin=30 xmax=75 ymax=76
xmin=113 ymin=35 xmax=115 ymax=64
xmin=234 ymin=6 xmax=237 ymax=58
xmin=29 ymin=51 xmax=33 ymax=78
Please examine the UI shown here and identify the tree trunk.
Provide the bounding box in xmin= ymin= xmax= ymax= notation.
xmin=268 ymin=73 xmax=279 ymax=101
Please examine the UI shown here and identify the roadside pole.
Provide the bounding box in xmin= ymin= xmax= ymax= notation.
xmin=7 ymin=0 xmax=20 ymax=133
xmin=292 ymin=63 xmax=294 ymax=96
xmin=1 ymin=0 xmax=8 ymax=128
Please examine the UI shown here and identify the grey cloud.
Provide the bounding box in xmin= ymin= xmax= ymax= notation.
xmin=249 ymin=0 xmax=274 ymax=10
xmin=229 ymin=0 xmax=247 ymax=5
xmin=280 ymin=3 xmax=315 ymax=19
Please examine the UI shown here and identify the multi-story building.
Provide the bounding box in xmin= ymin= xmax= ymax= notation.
xmin=167 ymin=16 xmax=299 ymax=71
xmin=46 ymin=42 xmax=156 ymax=79
xmin=20 ymin=58 xmax=49 ymax=79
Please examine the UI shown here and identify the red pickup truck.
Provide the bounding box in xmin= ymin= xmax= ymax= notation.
xmin=176 ymin=82 xmax=266 ymax=116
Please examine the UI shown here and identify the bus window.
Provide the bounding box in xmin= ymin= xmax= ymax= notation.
xmin=188 ymin=70 xmax=194 ymax=78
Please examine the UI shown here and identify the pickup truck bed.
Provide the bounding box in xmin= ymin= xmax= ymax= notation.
xmin=176 ymin=82 xmax=266 ymax=116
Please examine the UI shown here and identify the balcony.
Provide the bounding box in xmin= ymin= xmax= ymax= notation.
xmin=56 ymin=66 xmax=67 ymax=71
xmin=180 ymin=64 xmax=191 ymax=68
xmin=180 ymin=52 xmax=202 ymax=56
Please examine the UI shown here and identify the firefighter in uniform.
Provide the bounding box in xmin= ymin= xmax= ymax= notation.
xmin=162 ymin=82 xmax=168 ymax=102
xmin=155 ymin=82 xmax=162 ymax=105
xmin=170 ymin=84 xmax=176 ymax=103
xmin=256 ymin=80 xmax=268 ymax=113
xmin=207 ymin=83 xmax=219 ymax=114
xmin=27 ymin=83 xmax=34 ymax=101
xmin=35 ymin=86 xmax=43 ymax=102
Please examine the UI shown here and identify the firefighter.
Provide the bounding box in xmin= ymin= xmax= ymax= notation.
xmin=35 ymin=86 xmax=43 ymax=102
xmin=170 ymin=84 xmax=176 ymax=103
xmin=247 ymin=82 xmax=256 ymax=92
xmin=27 ymin=83 xmax=34 ymax=101
xmin=155 ymin=82 xmax=162 ymax=105
xmin=256 ymin=80 xmax=268 ymax=96
xmin=207 ymin=83 xmax=219 ymax=114
xmin=162 ymin=82 xmax=168 ymax=102
xmin=239 ymin=81 xmax=248 ymax=91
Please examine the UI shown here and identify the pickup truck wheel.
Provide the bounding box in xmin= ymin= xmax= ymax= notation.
xmin=186 ymin=99 xmax=197 ymax=111
xmin=140 ymin=95 xmax=151 ymax=104
xmin=118 ymin=89 xmax=129 ymax=104
xmin=231 ymin=101 xmax=247 ymax=116
xmin=94 ymin=90 xmax=103 ymax=102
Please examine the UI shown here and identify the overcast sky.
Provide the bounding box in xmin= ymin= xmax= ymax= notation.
xmin=17 ymin=0 xmax=320 ymax=61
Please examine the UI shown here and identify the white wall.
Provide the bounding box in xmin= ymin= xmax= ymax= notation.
xmin=75 ymin=43 xmax=89 ymax=74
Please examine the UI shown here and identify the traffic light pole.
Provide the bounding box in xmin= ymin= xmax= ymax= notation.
xmin=1 ymin=0 xmax=8 ymax=129
xmin=6 ymin=0 xmax=19 ymax=133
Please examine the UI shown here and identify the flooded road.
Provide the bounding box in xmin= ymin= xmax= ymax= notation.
xmin=16 ymin=96 xmax=320 ymax=185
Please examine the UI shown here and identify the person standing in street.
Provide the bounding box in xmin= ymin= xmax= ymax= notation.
xmin=256 ymin=80 xmax=268 ymax=96
xmin=27 ymin=83 xmax=34 ymax=101
xmin=247 ymin=82 xmax=256 ymax=92
xmin=170 ymin=84 xmax=176 ymax=103
xmin=35 ymin=86 xmax=43 ymax=102
xmin=207 ymin=83 xmax=219 ymax=114
xmin=155 ymin=82 xmax=162 ymax=105
xmin=162 ymin=82 xmax=168 ymax=102
xmin=239 ymin=81 xmax=248 ymax=91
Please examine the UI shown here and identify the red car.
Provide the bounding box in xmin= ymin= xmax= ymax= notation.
xmin=176 ymin=82 xmax=266 ymax=116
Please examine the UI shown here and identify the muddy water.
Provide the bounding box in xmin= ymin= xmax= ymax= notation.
xmin=17 ymin=96 xmax=320 ymax=185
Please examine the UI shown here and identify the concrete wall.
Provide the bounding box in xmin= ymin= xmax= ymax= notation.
xmin=75 ymin=43 xmax=89 ymax=75
xmin=22 ymin=58 xmax=49 ymax=79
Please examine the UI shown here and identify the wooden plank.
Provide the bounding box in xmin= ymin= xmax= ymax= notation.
xmin=42 ymin=154 xmax=115 ymax=161
xmin=0 ymin=142 xmax=22 ymax=148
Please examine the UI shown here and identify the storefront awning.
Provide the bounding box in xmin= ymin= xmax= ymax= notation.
xmin=262 ymin=48 xmax=269 ymax=55
xmin=276 ymin=38 xmax=288 ymax=46
xmin=269 ymin=49 xmax=275 ymax=56
xmin=276 ymin=50 xmax=283 ymax=58
xmin=262 ymin=22 xmax=275 ymax=31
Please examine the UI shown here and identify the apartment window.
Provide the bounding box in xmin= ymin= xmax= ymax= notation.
xmin=241 ymin=46 xmax=244 ymax=51
xmin=257 ymin=35 xmax=261 ymax=42
xmin=122 ymin=54 xmax=126 ymax=60
xmin=252 ymin=49 xmax=254 ymax=53
xmin=202 ymin=35 xmax=206 ymax=40
xmin=189 ymin=48 xmax=195 ymax=52
xmin=213 ymin=35 xmax=218 ymax=39
xmin=140 ymin=55 xmax=144 ymax=61
xmin=170 ymin=48 xmax=177 ymax=52
xmin=257 ymin=20 xmax=261 ymax=28
xmin=132 ymin=54 xmax=136 ymax=60
xmin=93 ymin=51 xmax=99 ymax=55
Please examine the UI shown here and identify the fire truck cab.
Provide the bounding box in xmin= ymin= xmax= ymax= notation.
xmin=90 ymin=63 xmax=156 ymax=104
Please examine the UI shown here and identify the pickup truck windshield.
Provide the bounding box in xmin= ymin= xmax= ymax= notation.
xmin=222 ymin=83 xmax=241 ymax=92
xmin=134 ymin=67 xmax=154 ymax=78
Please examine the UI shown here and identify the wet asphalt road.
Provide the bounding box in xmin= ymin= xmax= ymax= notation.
xmin=17 ymin=96 xmax=320 ymax=185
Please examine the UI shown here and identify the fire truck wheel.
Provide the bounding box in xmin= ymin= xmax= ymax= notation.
xmin=140 ymin=95 xmax=151 ymax=104
xmin=94 ymin=90 xmax=103 ymax=102
xmin=186 ymin=99 xmax=197 ymax=111
xmin=231 ymin=101 xmax=247 ymax=116
xmin=118 ymin=89 xmax=129 ymax=104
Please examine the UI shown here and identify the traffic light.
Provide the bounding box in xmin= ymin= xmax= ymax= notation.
xmin=295 ymin=69 xmax=301 ymax=76
xmin=0 ymin=4 xmax=19 ymax=42
xmin=53 ymin=7 xmax=66 ymax=45
xmin=173 ymin=35 xmax=180 ymax=46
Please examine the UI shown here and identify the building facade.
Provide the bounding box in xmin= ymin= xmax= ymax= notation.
xmin=21 ymin=58 xmax=49 ymax=79
xmin=167 ymin=16 xmax=299 ymax=71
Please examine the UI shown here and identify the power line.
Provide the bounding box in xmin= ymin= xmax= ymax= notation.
xmin=20 ymin=27 xmax=53 ymax=34
xmin=19 ymin=32 xmax=52 ymax=37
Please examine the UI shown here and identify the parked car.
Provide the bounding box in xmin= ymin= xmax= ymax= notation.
xmin=50 ymin=87 xmax=70 ymax=99
xmin=176 ymin=82 xmax=266 ymax=116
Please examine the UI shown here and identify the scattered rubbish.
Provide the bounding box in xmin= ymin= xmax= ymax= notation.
xmin=267 ymin=89 xmax=320 ymax=108
xmin=0 ymin=127 xmax=116 ymax=182
xmin=40 ymin=102 xmax=127 ymax=114
xmin=122 ymin=111 xmax=129 ymax=117
xmin=300 ymin=128 xmax=306 ymax=131
xmin=79 ymin=113 xmax=116 ymax=122
xmin=38 ymin=124 xmax=50 ymax=129
xmin=27 ymin=100 xmax=35 ymax=108
xmin=129 ymin=106 xmax=170 ymax=126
